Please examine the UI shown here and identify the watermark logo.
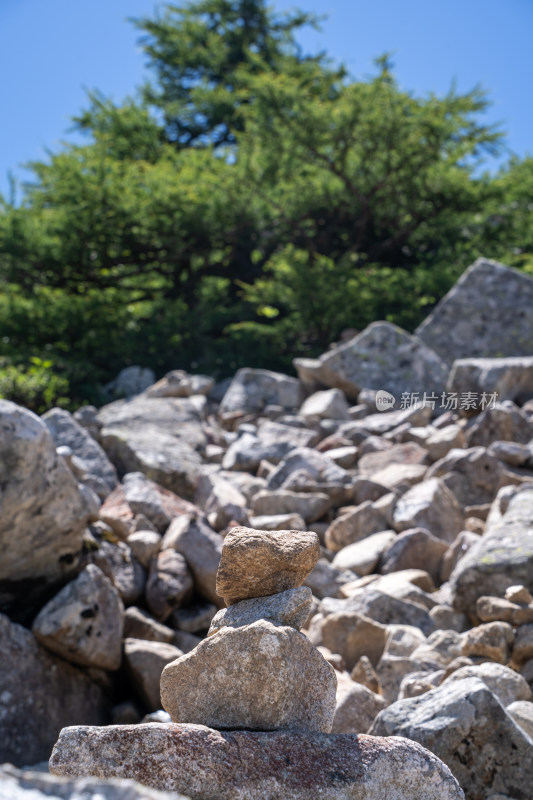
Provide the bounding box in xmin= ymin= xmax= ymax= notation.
xmin=376 ymin=390 xmax=396 ymax=412
xmin=375 ymin=390 xmax=499 ymax=412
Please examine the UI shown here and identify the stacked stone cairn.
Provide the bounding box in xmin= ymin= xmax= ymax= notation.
xmin=50 ymin=526 xmax=464 ymax=800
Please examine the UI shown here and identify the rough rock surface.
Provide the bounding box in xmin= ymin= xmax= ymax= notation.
xmin=392 ymin=478 xmax=463 ymax=542
xmin=160 ymin=620 xmax=337 ymax=732
xmin=294 ymin=321 xmax=448 ymax=401
xmin=97 ymin=396 xmax=205 ymax=499
xmin=450 ymin=486 xmax=533 ymax=617
xmin=370 ymin=676 xmax=533 ymax=800
xmin=162 ymin=515 xmax=223 ymax=607
xmin=216 ymin=526 xmax=320 ymax=605
xmin=415 ymin=257 xmax=533 ymax=363
xmin=0 ymin=613 xmax=108 ymax=766
xmin=49 ymin=723 xmax=465 ymax=800
xmin=208 ymin=587 xmax=312 ymax=636
xmin=0 ymin=401 xmax=90 ymax=614
xmin=0 ymin=764 xmax=190 ymax=800
xmin=332 ymin=672 xmax=386 ymax=734
xmin=448 ymin=356 xmax=533 ymax=408
xmin=32 ymin=563 xmax=124 ymax=669
xmin=43 ymin=406 xmax=118 ymax=496
xmin=218 ymin=368 xmax=301 ymax=417
xmin=124 ymin=638 xmax=184 ymax=711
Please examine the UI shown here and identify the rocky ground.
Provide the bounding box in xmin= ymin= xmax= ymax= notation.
xmin=2 ymin=258 xmax=533 ymax=800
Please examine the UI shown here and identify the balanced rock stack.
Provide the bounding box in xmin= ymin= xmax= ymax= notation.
xmin=50 ymin=527 xmax=465 ymax=800
xmin=161 ymin=526 xmax=337 ymax=732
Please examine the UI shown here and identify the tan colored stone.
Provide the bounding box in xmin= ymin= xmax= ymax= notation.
xmin=461 ymin=621 xmax=514 ymax=663
xmin=160 ymin=620 xmax=337 ymax=733
xmin=310 ymin=611 xmax=387 ymax=670
xmin=477 ymin=595 xmax=533 ymax=626
xmin=332 ymin=672 xmax=386 ymax=734
xmin=124 ymin=638 xmax=183 ymax=712
xmin=216 ymin=526 xmax=320 ymax=605
xmin=350 ymin=655 xmax=381 ymax=694
xmin=393 ymin=478 xmax=463 ymax=542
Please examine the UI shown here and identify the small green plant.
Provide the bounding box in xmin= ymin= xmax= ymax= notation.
xmin=0 ymin=357 xmax=70 ymax=414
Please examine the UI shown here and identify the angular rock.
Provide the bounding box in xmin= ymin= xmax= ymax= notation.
xmin=476 ymin=595 xmax=533 ymax=626
xmin=297 ymin=321 xmax=448 ymax=401
xmin=88 ymin=531 xmax=146 ymax=605
xmin=322 ymin=588 xmax=435 ymax=636
xmin=169 ymin=602 xmax=217 ymax=634
xmin=0 ymin=613 xmax=108 ymax=766
xmin=325 ymin=500 xmax=391 ymax=552
xmin=425 ymin=424 xmax=466 ymax=462
xmin=162 ymin=515 xmax=223 ymax=606
xmin=370 ymin=676 xmax=533 ymax=800
xmin=392 ymin=478 xmax=463 ymax=542
xmin=350 ymin=655 xmax=381 ymax=693
xmin=219 ymin=368 xmax=301 ymax=417
xmin=123 ymin=607 xmax=175 ymax=643
xmin=304 ymin=559 xmax=359 ymax=599
xmin=450 ymin=486 xmax=533 ymax=617
xmin=358 ymin=442 xmax=429 ymax=479
xmin=440 ymin=531 xmax=481 ymax=583
xmin=339 ymin=403 xmax=432 ymax=437
xmin=427 ymin=447 xmax=503 ymax=509
xmin=43 ymin=407 xmax=118 ymax=497
xmin=250 ymin=512 xmax=306 ymax=531
xmin=124 ymin=638 xmax=183 ymax=711
xmin=127 ymin=531 xmax=162 ymax=568
xmin=380 ymin=527 xmax=448 ymax=582
xmin=251 ymin=489 xmax=331 ymax=523
xmin=97 ymin=396 xmax=205 ymax=500
xmin=513 ymin=623 xmax=533 ymax=664
xmin=443 ymin=662 xmax=532 ymax=707
xmin=448 ymin=355 xmax=533 ymax=407
xmin=146 ymin=550 xmax=194 ymax=621
xmin=50 ymin=723 xmax=465 ymax=800
xmin=122 ymin=472 xmax=197 ymax=532
xmin=464 ymin=402 xmax=533 ymax=446
xmin=299 ymin=388 xmax=351 ymax=420
xmin=506 ymin=700 xmax=533 ymax=739
xmin=332 ymin=530 xmax=397 ymax=576
xmin=460 ymin=621 xmax=514 ymax=663
xmin=309 ymin=611 xmax=387 ymax=670
xmin=104 ymin=366 xmax=155 ymax=398
xmin=145 ymin=369 xmax=214 ymax=398
xmin=266 ymin=447 xmax=349 ymax=492
xmin=208 ymin=587 xmax=312 ymax=636
xmin=332 ymin=672 xmax=386 ymax=734
xmin=196 ymin=471 xmax=248 ymax=530
xmin=32 ymin=564 xmax=124 ymax=670
xmin=415 ymin=257 xmax=533 ymax=363
xmin=160 ymin=620 xmax=337 ymax=733
xmin=216 ymin=526 xmax=320 ymax=606
xmin=0 ymin=401 xmax=90 ymax=616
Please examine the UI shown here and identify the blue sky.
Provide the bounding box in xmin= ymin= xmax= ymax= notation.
xmin=1 ymin=0 xmax=532 ymax=199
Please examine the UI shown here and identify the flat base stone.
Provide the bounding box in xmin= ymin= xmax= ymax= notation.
xmin=49 ymin=723 xmax=464 ymax=800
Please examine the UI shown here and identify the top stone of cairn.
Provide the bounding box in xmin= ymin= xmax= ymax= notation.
xmin=216 ymin=526 xmax=320 ymax=606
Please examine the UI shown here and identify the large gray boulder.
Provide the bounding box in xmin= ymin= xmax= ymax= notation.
xmin=97 ymin=396 xmax=205 ymax=499
xmin=448 ymin=356 xmax=533 ymax=408
xmin=49 ymin=723 xmax=465 ymax=799
xmin=294 ymin=321 xmax=448 ymax=402
xmin=43 ymin=406 xmax=118 ymax=497
xmin=450 ymin=486 xmax=533 ymax=618
xmin=415 ymin=258 xmax=533 ymax=364
xmin=0 ymin=401 xmax=90 ymax=617
xmin=0 ymin=613 xmax=108 ymax=766
xmin=370 ymin=676 xmax=533 ymax=800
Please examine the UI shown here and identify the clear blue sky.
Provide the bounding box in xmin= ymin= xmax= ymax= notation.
xmin=1 ymin=0 xmax=532 ymax=200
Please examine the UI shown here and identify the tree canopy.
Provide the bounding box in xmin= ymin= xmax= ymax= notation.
xmin=0 ymin=0 xmax=531 ymax=410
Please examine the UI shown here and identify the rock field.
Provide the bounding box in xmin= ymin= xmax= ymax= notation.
xmin=2 ymin=258 xmax=533 ymax=800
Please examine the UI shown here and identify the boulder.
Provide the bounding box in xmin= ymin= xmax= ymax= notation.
xmin=208 ymin=587 xmax=313 ymax=636
xmin=427 ymin=447 xmax=503 ymax=509
xmin=127 ymin=531 xmax=162 ymax=569
xmin=506 ymin=700 xmax=533 ymax=739
xmin=104 ymin=366 xmax=155 ymax=398
xmin=32 ymin=564 xmax=124 ymax=669
xmin=448 ymin=355 xmax=533 ymax=407
xmin=121 ymin=472 xmax=197 ymax=532
xmin=294 ymin=322 xmax=448 ymax=402
xmin=299 ymin=388 xmax=351 ymax=420
xmin=325 ymin=499 xmax=392 ymax=552
xmin=162 ymin=515 xmax=223 ymax=607
xmin=392 ymin=478 xmax=463 ymax=542
xmin=0 ymin=401 xmax=90 ymax=617
xmin=309 ymin=611 xmax=387 ymax=670
xmin=370 ymin=676 xmax=533 ymax=800
xmin=218 ymin=368 xmax=301 ymax=417
xmin=123 ymin=607 xmax=175 ymax=644
xmin=0 ymin=613 xmax=108 ymax=766
xmin=332 ymin=530 xmax=397 ymax=576
xmin=251 ymin=489 xmax=331 ymax=523
xmin=266 ymin=447 xmax=350 ymax=492
xmin=160 ymin=620 xmax=337 ymax=733
xmin=464 ymin=402 xmax=533 ymax=446
xmin=322 ymin=588 xmax=435 ymax=636
xmin=415 ymin=257 xmax=533 ymax=364
xmin=145 ymin=550 xmax=194 ymax=621
xmin=450 ymin=486 xmax=533 ymax=617
xmin=460 ymin=621 xmax=514 ymax=663
xmin=380 ymin=528 xmax=448 ymax=582
xmin=215 ymin=526 xmax=320 ymax=606
xmin=124 ymin=638 xmax=183 ymax=711
xmin=304 ymin=559 xmax=359 ymax=599
xmin=332 ymin=672 xmax=386 ymax=734
xmin=43 ymin=407 xmax=118 ymax=497
xmin=50 ymin=723 xmax=465 ymax=800
xmin=443 ymin=662 xmax=532 ymax=707
xmin=97 ymin=396 xmax=205 ymax=500
xmin=87 ymin=531 xmax=146 ymax=606
xmin=145 ymin=369 xmax=214 ymax=398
